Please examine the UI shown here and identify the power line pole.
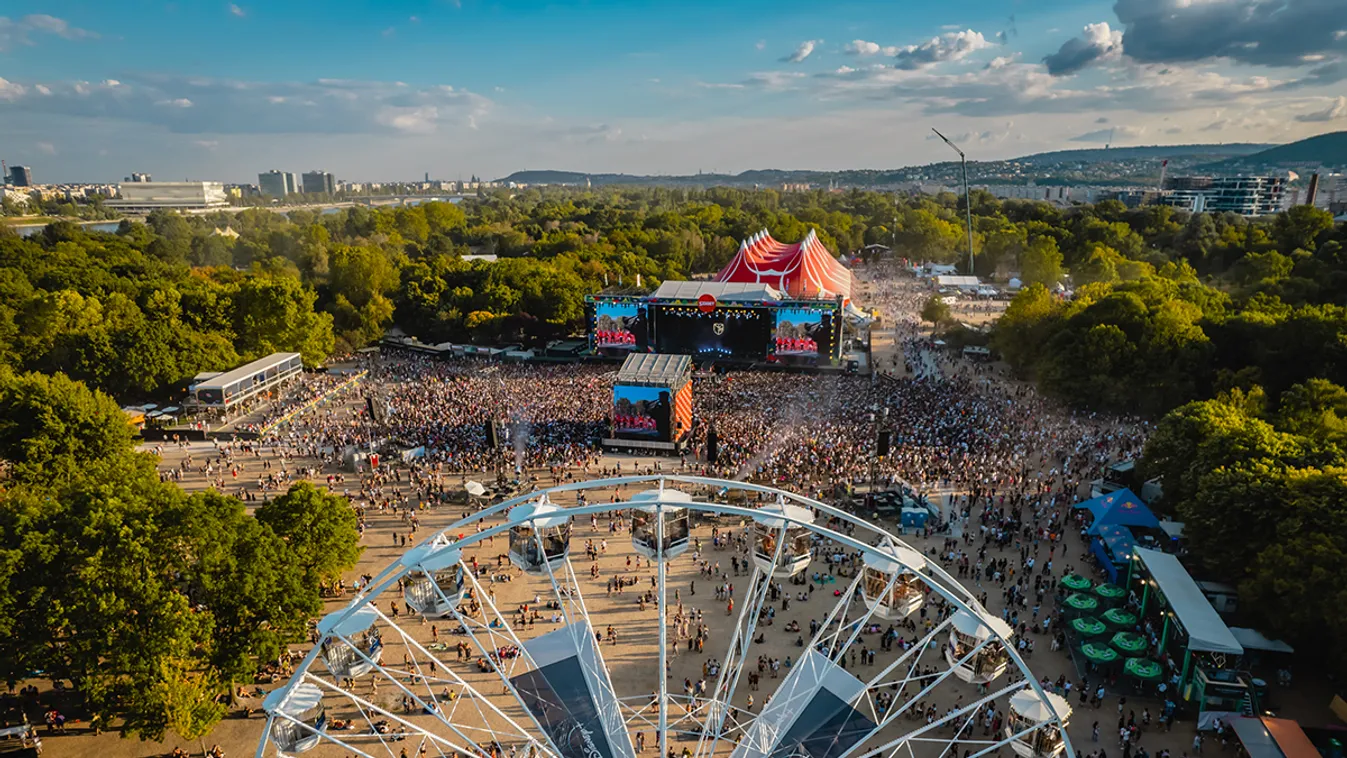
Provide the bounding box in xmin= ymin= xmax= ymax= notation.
xmin=932 ymin=128 xmax=976 ymax=276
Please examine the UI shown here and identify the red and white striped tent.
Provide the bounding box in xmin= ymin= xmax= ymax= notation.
xmin=714 ymin=228 xmax=854 ymax=302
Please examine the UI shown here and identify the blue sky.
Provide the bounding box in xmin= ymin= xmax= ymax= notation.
xmin=2 ymin=0 xmax=1346 ymax=182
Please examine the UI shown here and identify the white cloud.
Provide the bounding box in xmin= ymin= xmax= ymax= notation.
xmin=1042 ymin=22 xmax=1124 ymax=75
xmin=0 ymin=74 xmax=493 ymax=137
xmin=755 ymin=39 xmax=766 ymax=51
xmin=193 ymin=140 xmax=219 ymax=149
xmin=409 ymin=15 xmax=420 ymax=23
xmin=36 ymin=141 xmax=56 ymax=155
xmin=1115 ymin=0 xmax=1347 ymax=67
xmin=228 ymin=4 xmax=246 ymax=18
xmin=382 ymin=27 xmax=396 ymax=38
xmin=893 ymin=30 xmax=992 ymax=70
xmin=781 ymin=40 xmax=819 ymax=64
xmin=0 ymin=77 xmax=26 ymax=101
xmin=0 ymin=14 xmax=97 ymax=51
xmin=1069 ymin=125 xmax=1146 ymax=142
xmin=844 ymin=39 xmax=898 ymax=57
xmin=1295 ymin=95 xmax=1347 ymax=122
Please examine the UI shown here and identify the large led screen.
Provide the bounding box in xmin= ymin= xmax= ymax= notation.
xmin=772 ymin=307 xmax=838 ymax=361
xmin=613 ymin=384 xmax=673 ymax=442
xmin=592 ymin=301 xmax=646 ymax=350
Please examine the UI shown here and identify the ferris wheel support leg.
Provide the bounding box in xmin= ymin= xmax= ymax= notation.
xmin=306 ymin=673 xmax=473 ymax=757
xmin=807 ymin=572 xmax=865 ymax=655
xmin=329 ymin=621 xmax=521 ymax=757
xmin=658 ymin=501 xmax=670 ymax=758
xmin=852 ymin=615 xmax=953 ymax=720
xmin=834 ymin=570 xmax=903 ymax=658
xmin=693 ymin=525 xmax=789 ymax=758
xmin=375 ymin=602 xmax=556 ymax=757
xmin=863 ymin=681 xmax=1026 ymax=758
xmin=831 ymin=634 xmax=993 ymax=758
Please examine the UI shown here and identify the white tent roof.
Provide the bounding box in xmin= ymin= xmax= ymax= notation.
xmin=1134 ymin=548 xmax=1243 ymax=654
xmin=1228 ymin=627 xmax=1294 ymax=654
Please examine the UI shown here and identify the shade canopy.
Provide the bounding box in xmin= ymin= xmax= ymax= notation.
xmin=1071 ymin=617 xmax=1107 ymax=637
xmin=1064 ymin=593 xmax=1099 ymax=611
xmin=464 ymin=481 xmax=486 ymax=496
xmin=1094 ymin=583 xmax=1126 ymax=599
xmin=1110 ymin=632 xmax=1148 ymax=654
xmin=1102 ymin=608 xmax=1138 ymax=628
xmin=1060 ymin=574 xmax=1092 ymax=592
xmin=1124 ymin=657 xmax=1163 ymax=680
xmin=1076 ymin=489 xmax=1160 ymax=535
xmin=1081 ymin=643 xmax=1120 ymax=664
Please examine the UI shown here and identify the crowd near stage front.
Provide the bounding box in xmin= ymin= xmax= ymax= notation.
xmin=585 ymin=282 xmax=849 ymax=369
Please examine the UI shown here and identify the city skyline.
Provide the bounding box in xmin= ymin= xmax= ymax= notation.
xmin=2 ymin=0 xmax=1346 ymax=183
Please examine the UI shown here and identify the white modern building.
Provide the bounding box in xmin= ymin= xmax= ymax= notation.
xmin=1160 ymin=176 xmax=1286 ymax=217
xmin=106 ymin=181 xmax=229 ymax=212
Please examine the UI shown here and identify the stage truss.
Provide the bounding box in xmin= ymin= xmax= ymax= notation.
xmin=257 ymin=475 xmax=1074 ymax=758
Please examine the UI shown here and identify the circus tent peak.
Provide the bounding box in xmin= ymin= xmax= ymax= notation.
xmin=714 ymin=229 xmax=853 ymax=301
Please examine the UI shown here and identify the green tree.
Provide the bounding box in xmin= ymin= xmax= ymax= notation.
xmin=256 ymin=482 xmax=363 ymax=588
xmin=920 ymin=295 xmax=952 ymax=327
xmin=0 ymin=367 xmax=133 ymax=479
xmin=1019 ymin=235 xmax=1063 ymax=287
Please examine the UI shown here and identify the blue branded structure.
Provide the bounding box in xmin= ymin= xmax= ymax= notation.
xmin=732 ymin=648 xmax=876 ymax=758
xmin=510 ymin=622 xmax=636 ymax=758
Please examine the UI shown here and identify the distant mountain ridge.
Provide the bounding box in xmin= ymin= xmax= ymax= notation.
xmin=498 ymin=133 xmax=1347 ymax=187
xmin=1012 ymin=143 xmax=1271 ymax=165
xmin=1198 ymin=131 xmax=1347 ymax=172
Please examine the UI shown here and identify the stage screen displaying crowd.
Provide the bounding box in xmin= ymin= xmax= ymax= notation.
xmin=612 ymin=384 xmax=673 ymax=442
xmin=588 ymin=300 xmax=648 ymax=352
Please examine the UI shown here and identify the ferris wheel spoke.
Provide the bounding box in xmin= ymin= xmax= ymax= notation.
xmin=656 ymin=497 xmax=671 ymax=758
xmin=829 ymin=629 xmax=992 ymax=758
xmin=306 ymin=673 xmax=479 ymax=757
xmin=858 ymin=680 xmax=1025 ymax=758
xmin=367 ymin=605 xmax=547 ymax=752
xmin=265 ymin=708 xmax=381 ymax=758
xmin=694 ymin=523 xmax=789 ymax=758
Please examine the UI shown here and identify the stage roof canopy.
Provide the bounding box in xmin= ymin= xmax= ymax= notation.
xmin=715 ymin=228 xmax=853 ymax=300
xmin=651 ymin=281 xmax=783 ymax=302
xmin=618 ymin=353 xmax=692 ymax=387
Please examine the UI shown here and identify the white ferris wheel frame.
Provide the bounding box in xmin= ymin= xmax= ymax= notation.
xmin=257 ymin=474 xmax=1075 ymax=758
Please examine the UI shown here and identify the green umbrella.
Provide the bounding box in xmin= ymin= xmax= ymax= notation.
xmin=1072 ymin=617 xmax=1107 ymax=637
xmin=1094 ymin=583 xmax=1126 ymax=599
xmin=1110 ymin=631 xmax=1148 ymax=654
xmin=1081 ymin=643 xmax=1120 ymax=664
xmin=1102 ymin=608 xmax=1137 ymax=628
xmin=1064 ymin=593 xmax=1099 ymax=612
xmin=1060 ymin=574 xmax=1092 ymax=592
xmin=1124 ymin=657 xmax=1163 ymax=681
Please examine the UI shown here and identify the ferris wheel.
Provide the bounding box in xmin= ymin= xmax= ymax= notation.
xmin=257 ymin=476 xmax=1074 ymax=758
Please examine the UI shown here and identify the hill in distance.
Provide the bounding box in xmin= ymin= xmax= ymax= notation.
xmin=1198 ymin=131 xmax=1347 ymax=172
xmin=1012 ymin=143 xmax=1271 ymax=165
xmin=498 ymin=134 xmax=1347 ymax=187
